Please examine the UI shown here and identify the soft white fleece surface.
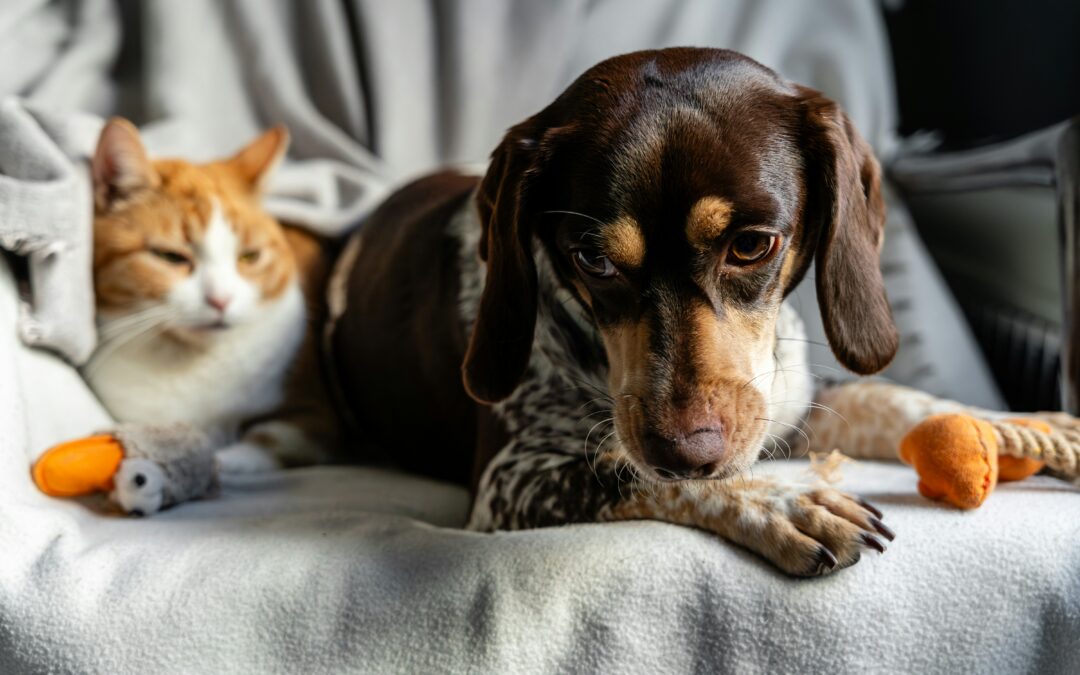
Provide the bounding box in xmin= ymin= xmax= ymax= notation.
xmin=3 ymin=262 xmax=1080 ymax=674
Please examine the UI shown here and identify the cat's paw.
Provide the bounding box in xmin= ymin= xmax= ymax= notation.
xmin=109 ymin=458 xmax=167 ymax=516
xmin=216 ymin=442 xmax=283 ymax=474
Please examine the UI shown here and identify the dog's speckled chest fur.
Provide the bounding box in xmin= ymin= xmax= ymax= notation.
xmin=446 ymin=195 xmax=814 ymax=528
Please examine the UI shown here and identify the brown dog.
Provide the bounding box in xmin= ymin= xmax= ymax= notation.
xmin=329 ymin=48 xmax=898 ymax=576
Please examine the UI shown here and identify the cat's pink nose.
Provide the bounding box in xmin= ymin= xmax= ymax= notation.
xmin=206 ymin=294 xmax=232 ymax=312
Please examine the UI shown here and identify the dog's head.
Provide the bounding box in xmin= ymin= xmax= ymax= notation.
xmin=463 ymin=48 xmax=897 ymax=480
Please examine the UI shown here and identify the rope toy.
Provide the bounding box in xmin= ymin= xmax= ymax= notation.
xmin=899 ymin=414 xmax=1080 ymax=509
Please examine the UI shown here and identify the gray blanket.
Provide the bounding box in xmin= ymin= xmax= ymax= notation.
xmin=4 ymin=2 xmax=1066 ymax=673
xmin=0 ymin=0 xmax=1002 ymax=407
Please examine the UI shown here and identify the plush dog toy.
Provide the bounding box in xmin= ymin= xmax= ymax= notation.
xmin=805 ymin=381 xmax=1080 ymax=511
xmin=897 ymin=415 xmax=1072 ymax=509
xmin=32 ymin=425 xmax=216 ymax=515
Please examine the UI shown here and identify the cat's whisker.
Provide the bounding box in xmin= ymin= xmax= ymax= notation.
xmin=96 ymin=318 xmax=169 ymax=346
xmin=83 ymin=315 xmax=171 ymax=379
xmin=97 ymin=310 xmax=174 ymax=342
xmin=94 ymin=315 xmax=175 ymax=354
xmin=96 ymin=306 xmax=174 ymax=340
xmin=85 ymin=329 xmax=160 ymax=378
xmin=95 ymin=314 xmax=167 ymax=350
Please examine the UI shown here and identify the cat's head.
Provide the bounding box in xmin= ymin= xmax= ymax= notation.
xmin=91 ymin=118 xmax=296 ymax=342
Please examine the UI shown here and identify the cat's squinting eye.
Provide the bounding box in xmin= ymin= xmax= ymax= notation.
xmin=239 ymin=249 xmax=261 ymax=264
xmin=150 ymin=248 xmax=192 ymax=266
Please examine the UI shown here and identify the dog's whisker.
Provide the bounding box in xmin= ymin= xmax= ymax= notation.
xmin=562 ymin=375 xmax=614 ymax=405
xmin=766 ymin=399 xmax=851 ymax=429
xmin=760 ymin=417 xmax=809 ymax=448
xmin=575 ymin=394 xmax=614 ymax=412
xmin=757 ymin=417 xmax=811 ymax=455
xmin=764 ymin=431 xmax=793 ymax=460
xmin=774 ymin=336 xmax=831 ymax=348
xmin=739 ymin=366 xmax=827 ymax=393
xmin=584 ymin=418 xmax=615 ymax=482
xmin=543 ymin=209 xmax=607 ymax=227
xmin=579 ymin=409 xmax=615 ymax=424
xmin=761 ymin=437 xmax=783 ymax=461
xmin=800 ymin=362 xmax=849 ymax=376
xmin=584 ymin=417 xmax=613 ymax=450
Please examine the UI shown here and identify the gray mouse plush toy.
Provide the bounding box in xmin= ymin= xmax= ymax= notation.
xmin=108 ymin=425 xmax=218 ymax=515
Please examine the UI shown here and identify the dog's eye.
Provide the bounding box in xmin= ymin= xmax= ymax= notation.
xmin=573 ymin=249 xmax=617 ymax=278
xmin=149 ymin=248 xmax=192 ymax=267
xmin=727 ymin=233 xmax=776 ymax=265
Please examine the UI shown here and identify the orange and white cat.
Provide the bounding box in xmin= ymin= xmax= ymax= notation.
xmin=87 ymin=118 xmax=337 ymax=511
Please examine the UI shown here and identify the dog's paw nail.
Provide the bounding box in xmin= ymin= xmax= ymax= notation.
xmin=133 ymin=473 xmax=146 ymax=488
xmin=861 ymin=533 xmax=887 ymax=554
xmin=817 ymin=546 xmax=838 ymax=570
xmin=870 ymin=517 xmax=895 ymax=541
xmin=858 ymin=498 xmax=883 ymax=519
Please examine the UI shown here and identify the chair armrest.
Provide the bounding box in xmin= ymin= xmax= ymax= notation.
xmin=887 ymin=117 xmax=1080 ymax=414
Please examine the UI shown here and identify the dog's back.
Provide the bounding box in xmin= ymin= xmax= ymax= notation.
xmin=330 ymin=171 xmax=482 ymax=484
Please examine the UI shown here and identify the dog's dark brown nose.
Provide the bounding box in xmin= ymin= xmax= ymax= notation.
xmin=642 ymin=428 xmax=726 ymax=478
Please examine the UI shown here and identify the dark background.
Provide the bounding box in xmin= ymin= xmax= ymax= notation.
xmin=884 ymin=0 xmax=1079 ymax=411
xmin=885 ymin=0 xmax=1080 ymax=148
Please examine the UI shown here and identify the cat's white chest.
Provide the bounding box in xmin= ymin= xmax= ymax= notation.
xmin=86 ymin=284 xmax=306 ymax=435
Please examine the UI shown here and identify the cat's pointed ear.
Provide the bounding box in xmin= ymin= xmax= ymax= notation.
xmin=92 ymin=118 xmax=158 ymax=210
xmin=227 ymin=125 xmax=289 ymax=192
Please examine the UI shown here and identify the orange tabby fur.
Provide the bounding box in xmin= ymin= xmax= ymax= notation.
xmin=88 ymin=119 xmax=341 ymax=473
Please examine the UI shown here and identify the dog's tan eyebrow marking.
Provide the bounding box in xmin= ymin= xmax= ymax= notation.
xmin=602 ymin=216 xmax=646 ymax=268
xmin=686 ymin=196 xmax=734 ymax=249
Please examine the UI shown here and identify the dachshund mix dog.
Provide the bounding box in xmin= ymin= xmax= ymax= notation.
xmin=330 ymin=48 xmax=899 ymax=576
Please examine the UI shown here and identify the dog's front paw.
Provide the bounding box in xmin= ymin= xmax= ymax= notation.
xmin=717 ymin=483 xmax=894 ymax=577
xmin=109 ymin=458 xmax=167 ymax=516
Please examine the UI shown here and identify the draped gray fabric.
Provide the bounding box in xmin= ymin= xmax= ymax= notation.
xmin=0 ymin=0 xmax=1001 ymax=407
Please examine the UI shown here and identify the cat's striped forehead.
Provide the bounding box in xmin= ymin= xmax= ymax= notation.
xmin=149 ymin=159 xmax=269 ymax=243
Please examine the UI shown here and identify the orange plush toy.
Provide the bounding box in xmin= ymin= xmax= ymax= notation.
xmin=31 ymin=425 xmax=216 ymax=515
xmin=898 ymin=413 xmax=1078 ymax=509
xmin=32 ymin=434 xmax=125 ymax=498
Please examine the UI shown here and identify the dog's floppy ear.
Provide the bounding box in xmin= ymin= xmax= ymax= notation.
xmin=462 ymin=122 xmax=544 ymax=403
xmin=798 ymin=89 xmax=898 ymax=375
